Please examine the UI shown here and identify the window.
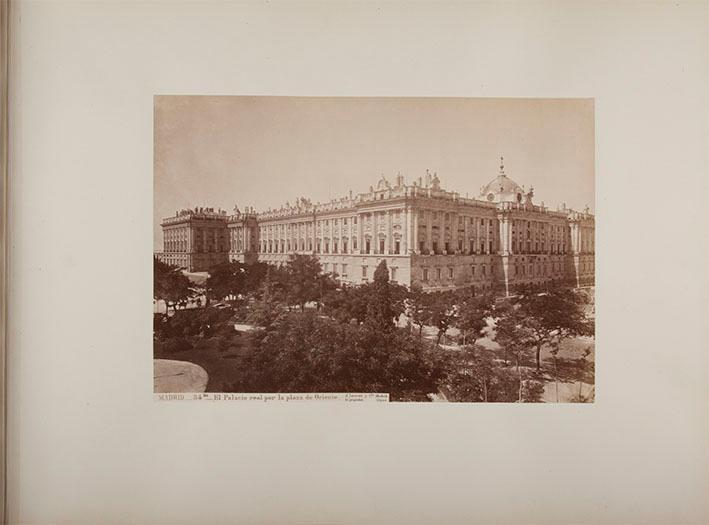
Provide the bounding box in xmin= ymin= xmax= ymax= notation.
xmin=436 ymin=268 xmax=442 ymax=280
xmin=482 ymin=264 xmax=487 ymax=276
xmin=423 ymin=268 xmax=429 ymax=281
xmin=480 ymin=241 xmax=485 ymax=254
xmin=444 ymin=242 xmax=450 ymax=254
xmin=448 ymin=267 xmax=454 ymax=279
xmin=379 ymin=239 xmax=385 ymax=254
xmin=353 ymin=237 xmax=357 ymax=250
xmin=390 ymin=267 xmax=397 ymax=280
xmin=342 ymin=264 xmax=347 ymax=276
xmin=362 ymin=266 xmax=368 ymax=278
xmin=419 ymin=241 xmax=425 ymax=253
xmin=333 ymin=240 xmax=338 ymax=254
xmin=395 ymin=240 xmax=401 ymax=254
xmin=332 ymin=263 xmax=338 ymax=274
xmin=489 ymin=241 xmax=493 ymax=254
xmin=458 ymin=240 xmax=463 ymax=252
xmin=471 ymin=265 xmax=476 ymax=277
xmin=344 ymin=218 xmax=348 ymax=225
xmin=365 ymin=239 xmax=371 ymax=254
xmin=469 ymin=240 xmax=475 ymax=254
xmin=343 ymin=239 xmax=348 ymax=253
xmin=354 ymin=217 xmax=358 ymax=224
xmin=432 ymin=241 xmax=438 ymax=254
xmin=324 ymin=242 xmax=329 ymax=254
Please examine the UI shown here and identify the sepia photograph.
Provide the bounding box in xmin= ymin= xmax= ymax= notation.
xmin=153 ymin=96 xmax=595 ymax=402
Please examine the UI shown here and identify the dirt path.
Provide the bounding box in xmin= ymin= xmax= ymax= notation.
xmin=153 ymin=359 xmax=209 ymax=393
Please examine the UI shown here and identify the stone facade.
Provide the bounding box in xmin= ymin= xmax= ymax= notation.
xmin=158 ymin=161 xmax=595 ymax=294
xmin=156 ymin=207 xmax=230 ymax=271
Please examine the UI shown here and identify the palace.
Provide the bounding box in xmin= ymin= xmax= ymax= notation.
xmin=156 ymin=159 xmax=595 ymax=295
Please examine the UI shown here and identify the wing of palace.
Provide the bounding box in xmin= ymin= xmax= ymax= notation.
xmin=157 ymin=160 xmax=594 ymax=294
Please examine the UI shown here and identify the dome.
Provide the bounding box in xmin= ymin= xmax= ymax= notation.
xmin=479 ymin=158 xmax=526 ymax=204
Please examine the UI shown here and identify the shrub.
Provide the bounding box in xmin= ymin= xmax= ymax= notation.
xmin=155 ymin=337 xmax=192 ymax=354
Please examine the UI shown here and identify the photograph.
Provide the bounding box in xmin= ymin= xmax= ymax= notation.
xmin=153 ymin=96 xmax=595 ymax=402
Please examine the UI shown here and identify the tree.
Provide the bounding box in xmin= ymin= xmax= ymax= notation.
xmin=235 ymin=309 xmax=444 ymax=401
xmin=205 ymin=261 xmax=247 ymax=303
xmin=247 ymin=268 xmax=286 ymax=329
xmin=323 ymin=284 xmax=370 ymax=324
xmin=455 ymin=292 xmax=493 ymax=347
xmin=364 ymin=260 xmax=407 ymax=332
xmin=517 ymin=288 xmax=594 ymax=371
xmin=494 ymin=302 xmax=536 ymax=402
xmin=243 ymin=261 xmax=270 ymax=294
xmin=282 ymin=254 xmax=334 ymax=310
xmin=153 ymin=256 xmax=193 ymax=314
xmin=406 ymin=283 xmax=431 ymax=341
xmin=427 ymin=291 xmax=458 ymax=347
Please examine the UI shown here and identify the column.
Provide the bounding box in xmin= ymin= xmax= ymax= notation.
xmin=426 ymin=211 xmax=433 ymax=253
xmin=463 ymin=213 xmax=469 ymax=254
xmin=412 ymin=208 xmax=419 ymax=254
xmin=312 ymin=215 xmax=317 ymax=253
xmin=358 ymin=213 xmax=364 ymax=254
xmin=402 ymin=206 xmax=409 ymax=255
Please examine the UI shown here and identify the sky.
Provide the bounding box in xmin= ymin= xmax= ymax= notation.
xmin=154 ymin=96 xmax=594 ymax=249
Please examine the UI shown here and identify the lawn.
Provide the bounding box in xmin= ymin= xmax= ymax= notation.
xmin=154 ymin=329 xmax=254 ymax=392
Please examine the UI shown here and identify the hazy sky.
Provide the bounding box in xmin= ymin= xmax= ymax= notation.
xmin=154 ymin=96 xmax=594 ymax=249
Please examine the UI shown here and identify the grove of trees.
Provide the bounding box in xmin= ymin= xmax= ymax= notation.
xmin=153 ymin=254 xmax=594 ymax=402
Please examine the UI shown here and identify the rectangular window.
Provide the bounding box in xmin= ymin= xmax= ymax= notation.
xmin=354 ymin=217 xmax=358 ymax=224
xmin=390 ymin=267 xmax=397 ymax=280
xmin=444 ymin=242 xmax=450 ymax=254
xmin=362 ymin=266 xmax=367 ymax=278
xmin=482 ymin=264 xmax=487 ymax=276
xmin=353 ymin=237 xmax=357 ymax=250
xmin=423 ymin=268 xmax=429 ymax=281
xmin=437 ymin=268 xmax=442 ymax=280
xmin=379 ymin=239 xmax=385 ymax=254
xmin=419 ymin=241 xmax=425 ymax=253
xmin=333 ymin=241 xmax=338 ymax=254
xmin=342 ymin=264 xmax=347 ymax=276
xmin=469 ymin=240 xmax=475 ymax=254
xmin=365 ymin=239 xmax=371 ymax=254
xmin=332 ymin=263 xmax=338 ymax=274
xmin=395 ymin=240 xmax=401 ymax=254
xmin=471 ymin=265 xmax=476 ymax=277
xmin=343 ymin=239 xmax=348 ymax=253
xmin=448 ymin=267 xmax=453 ymax=279
xmin=432 ymin=241 xmax=438 ymax=254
